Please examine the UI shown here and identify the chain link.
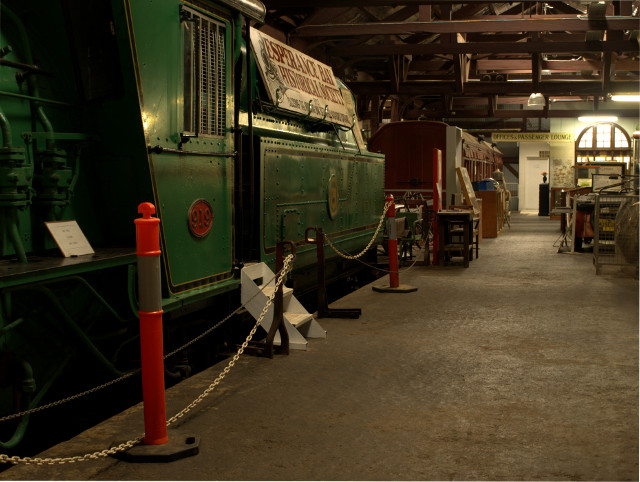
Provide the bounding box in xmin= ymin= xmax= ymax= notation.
xmin=163 ymin=269 xmax=280 ymax=360
xmin=324 ymin=200 xmax=391 ymax=260
xmin=0 ymin=370 xmax=141 ymax=424
xmin=0 ymin=254 xmax=295 ymax=466
xmin=1 ymin=201 xmax=393 ymax=465
xmin=326 ymin=200 xmax=429 ymax=276
xmin=1 ymin=201 xmax=391 ymax=427
xmin=166 ymin=253 xmax=294 ymax=427
xmin=0 ymin=438 xmax=143 ymax=466
xmin=0 ymin=270 xmax=283 ymax=424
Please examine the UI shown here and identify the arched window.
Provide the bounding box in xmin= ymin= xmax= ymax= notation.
xmin=575 ymin=122 xmax=632 ymax=168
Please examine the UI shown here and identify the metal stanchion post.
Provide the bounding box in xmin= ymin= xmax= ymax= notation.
xmin=116 ymin=202 xmax=199 ymax=463
xmin=135 ymin=202 xmax=167 ymax=446
xmin=373 ymin=195 xmax=417 ymax=293
xmin=305 ymin=226 xmax=361 ymax=318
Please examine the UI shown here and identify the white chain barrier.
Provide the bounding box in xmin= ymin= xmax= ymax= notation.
xmin=0 ymin=372 xmax=140 ymax=424
xmin=166 ymin=253 xmax=294 ymax=427
xmin=324 ymin=200 xmax=392 ymax=260
xmin=325 ymin=200 xmax=425 ymax=274
xmin=0 ymin=268 xmax=284 ymax=424
xmin=0 ymin=200 xmax=404 ymax=443
xmin=0 ymin=254 xmax=295 ymax=466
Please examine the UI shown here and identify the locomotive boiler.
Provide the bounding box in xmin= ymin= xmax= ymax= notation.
xmin=0 ymin=0 xmax=384 ymax=448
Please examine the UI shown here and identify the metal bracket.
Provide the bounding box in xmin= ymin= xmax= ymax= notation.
xmin=305 ymin=226 xmax=361 ymax=319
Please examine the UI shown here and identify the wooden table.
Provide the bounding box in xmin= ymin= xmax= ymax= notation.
xmin=437 ymin=210 xmax=474 ymax=268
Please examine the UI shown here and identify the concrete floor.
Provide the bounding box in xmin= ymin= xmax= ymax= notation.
xmin=3 ymin=213 xmax=639 ymax=480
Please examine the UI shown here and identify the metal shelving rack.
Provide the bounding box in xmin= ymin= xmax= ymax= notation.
xmin=593 ymin=192 xmax=639 ymax=275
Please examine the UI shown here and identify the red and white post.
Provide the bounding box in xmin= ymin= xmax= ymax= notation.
xmin=135 ymin=202 xmax=168 ymax=446
xmin=373 ymin=195 xmax=417 ymax=293
xmin=120 ymin=203 xmax=199 ymax=462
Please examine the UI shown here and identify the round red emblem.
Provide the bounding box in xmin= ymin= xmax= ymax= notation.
xmin=188 ymin=199 xmax=214 ymax=238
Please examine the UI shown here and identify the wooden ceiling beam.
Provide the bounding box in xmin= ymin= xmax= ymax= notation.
xmin=346 ymin=79 xmax=640 ymax=96
xmin=402 ymin=108 xmax=639 ymax=119
xmin=268 ymin=0 xmax=526 ymax=6
xmin=294 ymin=16 xmax=639 ymax=36
xmin=452 ymin=2 xmax=491 ymax=20
xmin=449 ymin=96 xmax=592 ymax=105
xmin=298 ymin=8 xmax=353 ymax=27
xmin=475 ymin=59 xmax=640 ymax=73
xmin=532 ymin=52 xmax=542 ymax=89
xmin=329 ymin=40 xmax=638 ymax=56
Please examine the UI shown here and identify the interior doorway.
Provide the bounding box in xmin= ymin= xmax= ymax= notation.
xmin=518 ymin=142 xmax=549 ymax=213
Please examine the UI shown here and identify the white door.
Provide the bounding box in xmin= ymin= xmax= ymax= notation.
xmin=518 ymin=142 xmax=549 ymax=212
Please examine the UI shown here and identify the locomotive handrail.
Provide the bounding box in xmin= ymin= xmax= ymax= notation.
xmin=309 ymin=105 xmax=329 ymax=130
xmin=0 ymin=90 xmax=75 ymax=107
xmin=0 ymin=59 xmax=54 ymax=78
xmin=274 ymin=88 xmax=283 ymax=108
xmin=336 ymin=113 xmax=356 ymax=132
xmin=147 ymin=145 xmax=236 ymax=158
xmin=261 ymin=88 xmax=283 ymax=114
xmin=301 ymin=99 xmax=313 ymax=120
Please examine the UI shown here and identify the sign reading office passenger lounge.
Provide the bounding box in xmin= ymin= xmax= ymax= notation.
xmin=491 ymin=132 xmax=574 ymax=143
xmin=250 ymin=30 xmax=351 ymax=127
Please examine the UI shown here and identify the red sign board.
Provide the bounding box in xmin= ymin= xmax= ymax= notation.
xmin=188 ymin=199 xmax=213 ymax=238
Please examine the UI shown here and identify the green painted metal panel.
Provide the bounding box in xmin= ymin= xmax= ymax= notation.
xmin=152 ymin=151 xmax=234 ymax=289
xmin=260 ymin=137 xmax=385 ymax=270
xmin=128 ymin=0 xmax=237 ymax=292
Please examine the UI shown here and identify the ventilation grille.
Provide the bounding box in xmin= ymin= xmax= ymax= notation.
xmin=182 ymin=6 xmax=226 ymax=137
xmin=198 ymin=16 xmax=226 ymax=137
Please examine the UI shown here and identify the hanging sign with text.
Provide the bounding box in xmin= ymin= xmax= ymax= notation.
xmin=491 ymin=132 xmax=574 ymax=143
xmin=250 ymin=29 xmax=352 ymax=127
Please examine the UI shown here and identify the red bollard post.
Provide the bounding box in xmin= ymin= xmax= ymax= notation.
xmin=118 ymin=202 xmax=199 ymax=462
xmin=386 ymin=195 xmax=400 ymax=288
xmin=373 ymin=195 xmax=417 ymax=294
xmin=135 ymin=202 xmax=168 ymax=446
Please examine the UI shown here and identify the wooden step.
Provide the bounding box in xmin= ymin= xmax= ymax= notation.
xmin=260 ymin=285 xmax=293 ymax=299
xmin=284 ymin=312 xmax=314 ymax=328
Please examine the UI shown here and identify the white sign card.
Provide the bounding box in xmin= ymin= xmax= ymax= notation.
xmin=45 ymin=220 xmax=95 ymax=257
xmin=250 ymin=29 xmax=353 ymax=128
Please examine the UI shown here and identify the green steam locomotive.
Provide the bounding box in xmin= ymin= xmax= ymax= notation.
xmin=0 ymin=0 xmax=384 ymax=447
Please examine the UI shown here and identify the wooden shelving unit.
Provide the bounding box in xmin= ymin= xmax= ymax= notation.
xmin=474 ymin=190 xmax=505 ymax=238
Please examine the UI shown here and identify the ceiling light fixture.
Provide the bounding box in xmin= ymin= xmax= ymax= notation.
xmin=611 ymin=95 xmax=640 ymax=102
xmin=578 ymin=115 xmax=618 ymax=122
xmin=527 ymin=93 xmax=545 ymax=106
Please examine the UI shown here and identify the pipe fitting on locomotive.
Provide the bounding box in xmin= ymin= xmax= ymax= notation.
xmin=34 ymin=147 xmax=74 ymax=207
xmin=0 ymin=147 xmax=33 ymax=208
xmin=0 ymin=109 xmax=33 ymax=209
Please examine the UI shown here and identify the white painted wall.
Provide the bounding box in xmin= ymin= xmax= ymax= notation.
xmin=518 ymin=142 xmax=549 ymax=212
xmin=551 ymin=113 xmax=639 ymax=140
